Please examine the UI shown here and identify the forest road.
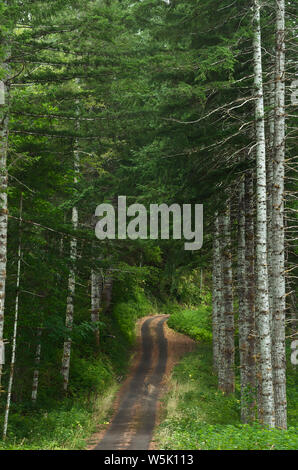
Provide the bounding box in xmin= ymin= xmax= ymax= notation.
xmin=89 ymin=314 xmax=195 ymax=451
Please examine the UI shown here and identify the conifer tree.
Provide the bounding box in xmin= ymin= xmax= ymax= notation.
xmin=0 ymin=1 xmax=11 ymax=387
xmin=222 ymin=203 xmax=235 ymax=394
xmin=272 ymin=0 xmax=287 ymax=429
xmin=252 ymin=0 xmax=275 ymax=427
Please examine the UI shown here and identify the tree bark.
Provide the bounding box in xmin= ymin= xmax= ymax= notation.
xmin=267 ymin=76 xmax=275 ymax=331
xmin=212 ymin=213 xmax=221 ymax=373
xmin=253 ymin=0 xmax=275 ymax=427
xmin=61 ymin=134 xmax=79 ymax=392
xmin=222 ymin=203 xmax=235 ymax=394
xmin=0 ymin=61 xmax=10 ymax=388
xmin=244 ymin=171 xmax=257 ymax=421
xmin=91 ymin=268 xmax=103 ymax=346
xmin=102 ymin=269 xmax=113 ymax=314
xmin=217 ymin=215 xmax=225 ymax=390
xmin=272 ymin=0 xmax=287 ymax=429
xmin=3 ymin=195 xmax=22 ymax=439
xmin=237 ymin=176 xmax=249 ymax=420
xmin=31 ymin=328 xmax=42 ymax=403
xmin=200 ymin=268 xmax=204 ymax=294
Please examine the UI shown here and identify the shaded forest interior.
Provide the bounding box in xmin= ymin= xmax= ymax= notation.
xmin=0 ymin=0 xmax=297 ymax=449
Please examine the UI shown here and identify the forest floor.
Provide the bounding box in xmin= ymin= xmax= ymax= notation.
xmin=87 ymin=314 xmax=195 ymax=450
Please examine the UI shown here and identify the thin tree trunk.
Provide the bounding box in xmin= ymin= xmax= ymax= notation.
xmin=200 ymin=269 xmax=204 ymax=293
xmin=212 ymin=213 xmax=220 ymax=373
xmin=289 ymin=292 xmax=297 ymax=340
xmin=244 ymin=171 xmax=257 ymax=421
xmin=253 ymin=0 xmax=275 ymax=427
xmin=91 ymin=269 xmax=102 ymax=346
xmin=237 ymin=176 xmax=249 ymax=420
xmin=3 ymin=195 xmax=22 ymax=439
xmin=222 ymin=203 xmax=235 ymax=394
xmin=0 ymin=64 xmax=10 ymax=388
xmin=102 ymin=269 xmax=113 ymax=313
xmin=267 ymin=76 xmax=275 ymax=331
xmin=217 ymin=215 xmax=225 ymax=390
xmin=61 ymin=138 xmax=79 ymax=392
xmin=272 ymin=0 xmax=287 ymax=429
xmin=31 ymin=328 xmax=42 ymax=403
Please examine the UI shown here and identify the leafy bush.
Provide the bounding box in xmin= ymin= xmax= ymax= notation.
xmin=168 ymin=305 xmax=212 ymax=343
xmin=68 ymin=356 xmax=114 ymax=396
xmin=113 ymin=285 xmax=152 ymax=345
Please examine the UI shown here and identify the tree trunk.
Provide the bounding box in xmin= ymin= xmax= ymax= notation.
xmin=200 ymin=268 xmax=204 ymax=294
xmin=102 ymin=269 xmax=113 ymax=314
xmin=31 ymin=328 xmax=42 ymax=403
xmin=61 ymin=136 xmax=79 ymax=392
xmin=212 ymin=213 xmax=221 ymax=373
xmin=244 ymin=171 xmax=257 ymax=421
xmin=237 ymin=176 xmax=249 ymax=420
xmin=253 ymin=0 xmax=275 ymax=427
xmin=3 ymin=195 xmax=22 ymax=439
xmin=272 ymin=0 xmax=287 ymax=429
xmin=91 ymin=269 xmax=102 ymax=346
xmin=267 ymin=76 xmax=275 ymax=331
xmin=217 ymin=215 xmax=225 ymax=390
xmin=222 ymin=203 xmax=235 ymax=394
xmin=0 ymin=66 xmax=10 ymax=388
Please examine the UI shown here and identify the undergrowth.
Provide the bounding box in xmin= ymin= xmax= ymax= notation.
xmin=0 ymin=284 xmax=153 ymax=449
xmin=155 ymin=305 xmax=298 ymax=450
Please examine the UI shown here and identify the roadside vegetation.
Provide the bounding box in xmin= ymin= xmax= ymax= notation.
xmin=0 ymin=285 xmax=153 ymax=450
xmin=155 ymin=305 xmax=298 ymax=450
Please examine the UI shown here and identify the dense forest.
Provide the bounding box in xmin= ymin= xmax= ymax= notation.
xmin=0 ymin=0 xmax=297 ymax=451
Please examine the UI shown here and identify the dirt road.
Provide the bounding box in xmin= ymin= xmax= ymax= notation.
xmin=90 ymin=314 xmax=194 ymax=451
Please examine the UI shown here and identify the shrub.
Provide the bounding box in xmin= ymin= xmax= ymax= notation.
xmin=167 ymin=305 xmax=212 ymax=343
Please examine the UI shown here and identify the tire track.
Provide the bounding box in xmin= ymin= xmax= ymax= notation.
xmin=90 ymin=314 xmax=195 ymax=451
xmin=127 ymin=316 xmax=168 ymax=450
xmin=94 ymin=317 xmax=155 ymax=450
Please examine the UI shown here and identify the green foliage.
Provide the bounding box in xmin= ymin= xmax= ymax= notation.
xmin=113 ymin=285 xmax=153 ymax=345
xmin=1 ymin=0 xmax=296 ymax=450
xmin=155 ymin=342 xmax=298 ymax=450
xmin=0 ymin=288 xmax=153 ymax=448
xmin=158 ymin=418 xmax=298 ymax=450
xmin=171 ymin=269 xmax=205 ymax=305
xmin=68 ymin=356 xmax=113 ymax=397
xmin=285 ymin=353 xmax=298 ymax=426
xmin=168 ymin=305 xmax=212 ymax=343
xmin=0 ymin=405 xmax=92 ymax=450
xmin=0 ymin=387 xmax=118 ymax=450
xmin=159 ymin=299 xmax=182 ymax=316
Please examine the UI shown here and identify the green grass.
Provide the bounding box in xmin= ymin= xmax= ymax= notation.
xmin=155 ymin=306 xmax=298 ymax=450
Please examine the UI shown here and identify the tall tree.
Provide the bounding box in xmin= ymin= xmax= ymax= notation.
xmin=61 ymin=133 xmax=80 ymax=392
xmin=3 ymin=194 xmax=22 ymax=438
xmin=252 ymin=0 xmax=275 ymax=427
xmin=212 ymin=213 xmax=221 ymax=373
xmin=237 ymin=175 xmax=249 ymax=420
xmin=31 ymin=327 xmax=42 ymax=403
xmin=244 ymin=170 xmax=257 ymax=421
xmin=222 ymin=203 xmax=234 ymax=394
xmin=217 ymin=214 xmax=225 ymax=392
xmin=272 ymin=0 xmax=287 ymax=429
xmin=90 ymin=267 xmax=102 ymax=346
xmin=0 ymin=2 xmax=11 ymax=387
